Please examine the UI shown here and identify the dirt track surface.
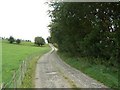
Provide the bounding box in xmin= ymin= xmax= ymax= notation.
xmin=35 ymin=44 xmax=107 ymax=88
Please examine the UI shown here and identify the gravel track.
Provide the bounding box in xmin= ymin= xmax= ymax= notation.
xmin=35 ymin=44 xmax=108 ymax=88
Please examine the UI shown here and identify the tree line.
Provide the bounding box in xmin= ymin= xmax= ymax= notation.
xmin=2 ymin=36 xmax=45 ymax=46
xmin=48 ymin=2 xmax=120 ymax=67
xmin=8 ymin=36 xmax=21 ymax=44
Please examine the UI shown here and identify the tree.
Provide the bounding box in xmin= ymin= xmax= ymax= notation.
xmin=1 ymin=37 xmax=4 ymax=40
xmin=8 ymin=36 xmax=15 ymax=43
xmin=34 ymin=37 xmax=45 ymax=46
xmin=16 ymin=39 xmax=21 ymax=44
xmin=48 ymin=2 xmax=120 ymax=67
xmin=47 ymin=36 xmax=52 ymax=43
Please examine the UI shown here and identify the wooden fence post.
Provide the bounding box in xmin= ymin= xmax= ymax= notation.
xmin=13 ymin=70 xmax=17 ymax=89
xmin=23 ymin=60 xmax=25 ymax=76
xmin=0 ymin=83 xmax=2 ymax=89
xmin=2 ymin=59 xmax=30 ymax=89
xmin=0 ymin=83 xmax=4 ymax=90
xmin=24 ymin=60 xmax=27 ymax=73
xmin=20 ymin=64 xmax=23 ymax=85
xmin=1 ymin=59 xmax=30 ymax=89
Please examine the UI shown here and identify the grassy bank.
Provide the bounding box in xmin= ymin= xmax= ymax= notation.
xmin=58 ymin=52 xmax=118 ymax=89
xmin=21 ymin=47 xmax=50 ymax=88
xmin=2 ymin=40 xmax=50 ymax=84
xmin=0 ymin=39 xmax=2 ymax=84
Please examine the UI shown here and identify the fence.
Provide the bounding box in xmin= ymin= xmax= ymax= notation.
xmin=1 ymin=53 xmax=39 ymax=89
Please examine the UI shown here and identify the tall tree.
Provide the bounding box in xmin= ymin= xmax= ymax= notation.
xmin=8 ymin=36 xmax=15 ymax=44
xmin=34 ymin=37 xmax=45 ymax=46
xmin=48 ymin=2 xmax=120 ymax=66
xmin=47 ymin=36 xmax=52 ymax=43
xmin=16 ymin=39 xmax=21 ymax=44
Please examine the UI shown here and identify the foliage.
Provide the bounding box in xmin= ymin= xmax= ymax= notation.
xmin=8 ymin=36 xmax=15 ymax=43
xmin=16 ymin=39 xmax=21 ymax=44
xmin=48 ymin=2 xmax=120 ymax=67
xmin=47 ymin=36 xmax=52 ymax=43
xmin=58 ymin=52 xmax=118 ymax=88
xmin=34 ymin=37 xmax=45 ymax=46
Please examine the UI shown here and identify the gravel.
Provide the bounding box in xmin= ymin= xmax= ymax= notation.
xmin=35 ymin=44 xmax=108 ymax=88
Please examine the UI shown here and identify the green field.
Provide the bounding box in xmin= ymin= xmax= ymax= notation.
xmin=58 ymin=52 xmax=118 ymax=89
xmin=2 ymin=40 xmax=50 ymax=84
xmin=0 ymin=39 xmax=2 ymax=84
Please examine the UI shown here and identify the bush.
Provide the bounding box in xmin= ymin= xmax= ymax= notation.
xmin=34 ymin=37 xmax=45 ymax=46
xmin=16 ymin=39 xmax=21 ymax=44
xmin=8 ymin=36 xmax=15 ymax=43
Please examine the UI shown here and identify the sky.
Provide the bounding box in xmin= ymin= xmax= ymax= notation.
xmin=0 ymin=0 xmax=51 ymax=42
xmin=0 ymin=0 xmax=119 ymax=42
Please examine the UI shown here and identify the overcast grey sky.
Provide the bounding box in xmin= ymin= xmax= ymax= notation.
xmin=0 ymin=0 xmax=51 ymax=42
xmin=0 ymin=0 xmax=119 ymax=42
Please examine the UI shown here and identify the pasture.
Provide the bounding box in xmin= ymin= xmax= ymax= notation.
xmin=1 ymin=40 xmax=50 ymax=84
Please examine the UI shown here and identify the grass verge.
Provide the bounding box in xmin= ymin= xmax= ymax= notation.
xmin=2 ymin=40 xmax=50 ymax=84
xmin=0 ymin=39 xmax=2 ymax=84
xmin=21 ymin=45 xmax=51 ymax=88
xmin=58 ymin=52 xmax=118 ymax=89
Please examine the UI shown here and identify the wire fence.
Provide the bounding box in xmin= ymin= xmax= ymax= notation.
xmin=1 ymin=53 xmax=38 ymax=89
